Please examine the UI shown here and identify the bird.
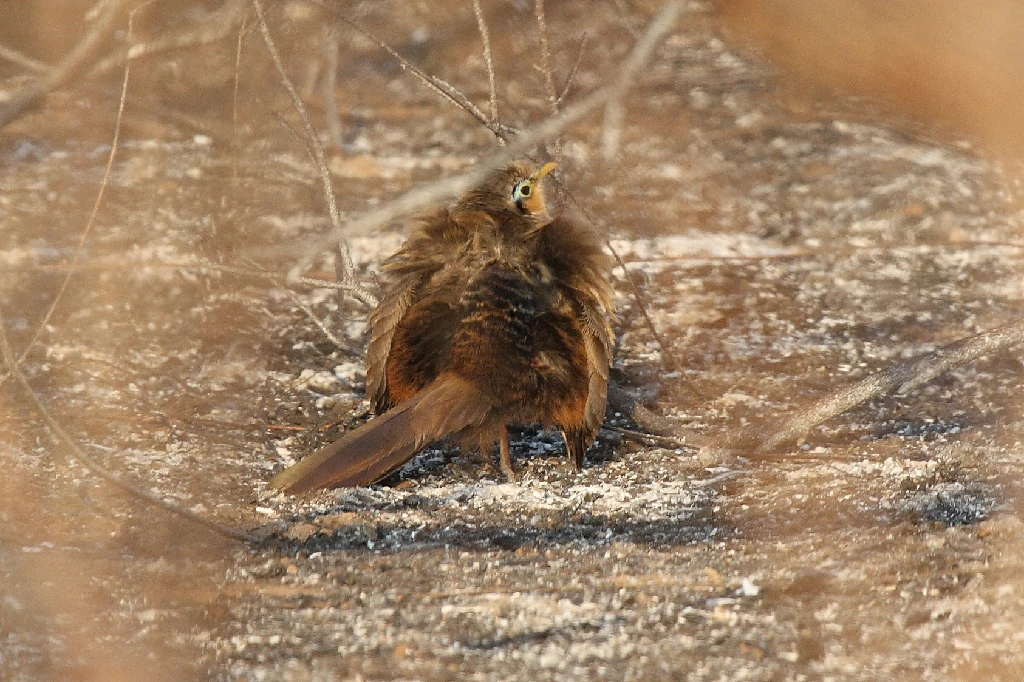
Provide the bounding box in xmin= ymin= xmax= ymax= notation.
xmin=270 ymin=161 xmax=615 ymax=494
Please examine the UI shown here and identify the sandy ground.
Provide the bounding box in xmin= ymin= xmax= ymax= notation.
xmin=2 ymin=1 xmax=1024 ymax=680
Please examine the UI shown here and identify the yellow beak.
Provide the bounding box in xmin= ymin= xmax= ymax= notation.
xmin=536 ymin=162 xmax=557 ymax=181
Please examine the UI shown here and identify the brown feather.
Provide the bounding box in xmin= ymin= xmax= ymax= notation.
xmin=269 ymin=376 xmax=489 ymax=493
xmin=365 ymin=273 xmax=420 ymax=412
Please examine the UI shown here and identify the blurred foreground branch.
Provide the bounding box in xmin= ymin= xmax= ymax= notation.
xmin=89 ymin=0 xmax=247 ymax=76
xmin=0 ymin=44 xmax=47 ymax=72
xmin=0 ymin=0 xmax=248 ymax=131
xmin=0 ymin=0 xmax=125 ymax=128
xmin=0 ymin=306 xmax=257 ymax=543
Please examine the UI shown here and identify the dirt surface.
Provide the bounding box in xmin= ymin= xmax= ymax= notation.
xmin=2 ymin=1 xmax=1024 ymax=680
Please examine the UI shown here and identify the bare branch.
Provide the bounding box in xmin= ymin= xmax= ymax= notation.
xmin=556 ymin=179 xmax=700 ymax=395
xmin=603 ymin=424 xmax=696 ymax=452
xmin=0 ymin=6 xmax=255 ymax=543
xmin=241 ymin=259 xmax=347 ymax=348
xmin=606 ymin=380 xmax=690 ymax=437
xmin=2 ymin=36 xmax=227 ymax=137
xmin=250 ymin=0 xmax=377 ymax=307
xmin=534 ymin=0 xmax=562 ymax=160
xmin=288 ymin=1 xmax=684 ymax=282
xmin=756 ymin=320 xmax=1024 ymax=453
xmin=323 ymin=26 xmax=345 ymax=149
xmin=429 ymin=73 xmax=498 ymax=136
xmin=555 ymin=33 xmax=589 ymax=106
xmin=0 ymin=0 xmax=246 ymax=128
xmin=472 ymin=0 xmax=500 ymax=128
xmin=601 ymin=0 xmax=664 ymax=158
xmin=0 ymin=0 xmax=125 ymax=128
xmin=534 ymin=0 xmax=559 ymax=115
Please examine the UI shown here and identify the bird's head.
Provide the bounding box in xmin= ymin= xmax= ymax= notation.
xmin=457 ymin=161 xmax=558 ymax=226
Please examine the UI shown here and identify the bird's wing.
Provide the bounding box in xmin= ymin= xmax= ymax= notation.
xmin=365 ymin=273 xmax=420 ymax=413
xmin=365 ymin=209 xmax=470 ymax=412
xmin=536 ymin=216 xmax=616 ymax=436
xmin=581 ymin=299 xmax=613 ymax=435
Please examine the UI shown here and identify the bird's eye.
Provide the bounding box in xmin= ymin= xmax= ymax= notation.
xmin=512 ymin=180 xmax=533 ymax=206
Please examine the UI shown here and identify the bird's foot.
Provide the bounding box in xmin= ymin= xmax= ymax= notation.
xmin=499 ymin=457 xmax=518 ymax=482
xmin=498 ymin=428 xmax=517 ymax=482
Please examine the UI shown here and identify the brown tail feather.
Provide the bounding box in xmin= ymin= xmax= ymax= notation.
xmin=270 ymin=377 xmax=489 ymax=494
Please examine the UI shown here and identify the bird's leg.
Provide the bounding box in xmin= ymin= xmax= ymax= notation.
xmin=499 ymin=426 xmax=516 ymax=481
xmin=562 ymin=428 xmax=586 ymax=472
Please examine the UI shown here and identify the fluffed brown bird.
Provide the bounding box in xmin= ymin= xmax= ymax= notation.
xmin=270 ymin=161 xmax=615 ymax=493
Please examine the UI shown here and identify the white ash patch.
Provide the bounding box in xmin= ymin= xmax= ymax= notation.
xmin=333 ymin=361 xmax=365 ymax=386
xmin=273 ymin=437 xmax=297 ymax=466
xmin=336 ymin=321 xmax=365 ymax=345
xmin=297 ymin=369 xmax=341 ymax=393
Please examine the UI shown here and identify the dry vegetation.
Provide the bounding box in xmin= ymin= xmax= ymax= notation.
xmin=1 ymin=1 xmax=1023 ymax=680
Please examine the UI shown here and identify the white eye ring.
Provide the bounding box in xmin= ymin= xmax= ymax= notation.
xmin=513 ymin=180 xmax=533 ymax=205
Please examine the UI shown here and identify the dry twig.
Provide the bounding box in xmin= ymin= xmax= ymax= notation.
xmin=289 ymin=1 xmax=684 ymax=281
xmin=606 ymin=381 xmax=691 ymax=439
xmin=600 ymin=0 xmax=661 ymax=158
xmin=556 ymin=33 xmax=589 ymax=106
xmin=231 ymin=13 xmax=248 ymax=185
xmin=559 ymin=186 xmax=694 ymax=390
xmin=601 ymin=94 xmax=625 ymax=159
xmin=534 ymin=0 xmax=561 ymax=160
xmin=2 ymin=36 xmax=226 ymax=136
xmin=534 ymin=0 xmax=558 ymax=115
xmin=755 ymin=320 xmax=1024 ymax=453
xmin=235 ymin=255 xmax=348 ymax=349
xmin=313 ymin=4 xmax=508 ymax=143
xmin=602 ymin=424 xmax=696 ymax=452
xmin=472 ymin=0 xmax=500 ymax=128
